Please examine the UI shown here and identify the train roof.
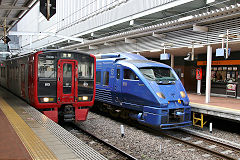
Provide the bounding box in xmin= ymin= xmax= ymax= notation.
xmin=3 ymin=49 xmax=91 ymax=61
xmin=96 ymin=52 xmax=147 ymax=60
xmin=122 ymin=60 xmax=171 ymax=68
xmin=96 ymin=52 xmax=171 ymax=68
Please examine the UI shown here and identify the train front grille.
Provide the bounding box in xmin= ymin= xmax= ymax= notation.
xmin=169 ymin=108 xmax=184 ymax=124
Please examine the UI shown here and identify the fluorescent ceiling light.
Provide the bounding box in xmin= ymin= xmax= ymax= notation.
xmin=130 ymin=20 xmax=134 ymax=26
xmin=206 ymin=0 xmax=215 ymax=4
xmin=178 ymin=15 xmax=194 ymax=22
xmin=188 ymin=44 xmax=204 ymax=48
xmin=150 ymin=49 xmax=162 ymax=52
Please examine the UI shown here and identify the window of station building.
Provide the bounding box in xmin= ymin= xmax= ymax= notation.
xmin=96 ymin=71 xmax=101 ymax=84
xmin=124 ymin=69 xmax=139 ymax=80
xmin=103 ymin=71 xmax=109 ymax=86
xmin=117 ymin=69 xmax=120 ymax=79
xmin=38 ymin=54 xmax=56 ymax=79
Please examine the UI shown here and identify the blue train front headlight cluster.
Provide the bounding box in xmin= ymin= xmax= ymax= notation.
xmin=180 ymin=91 xmax=186 ymax=98
xmin=156 ymin=92 xmax=166 ymax=99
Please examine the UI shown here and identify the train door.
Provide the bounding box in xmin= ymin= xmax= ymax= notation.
xmin=7 ymin=65 xmax=9 ymax=88
xmin=20 ymin=64 xmax=26 ymax=98
xmin=28 ymin=55 xmax=34 ymax=104
xmin=114 ymin=65 xmax=122 ymax=104
xmin=57 ymin=60 xmax=78 ymax=103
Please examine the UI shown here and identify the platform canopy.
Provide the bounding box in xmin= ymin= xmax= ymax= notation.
xmin=0 ymin=0 xmax=38 ymax=41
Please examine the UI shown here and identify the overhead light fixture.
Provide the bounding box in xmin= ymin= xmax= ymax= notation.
xmin=150 ymin=49 xmax=162 ymax=52
xmin=161 ymin=42 xmax=173 ymax=47
xmin=89 ymin=45 xmax=98 ymax=50
xmin=178 ymin=15 xmax=194 ymax=22
xmin=130 ymin=20 xmax=134 ymax=26
xmin=193 ymin=24 xmax=208 ymax=32
xmin=206 ymin=0 xmax=215 ymax=4
xmin=125 ymin=38 xmax=136 ymax=43
xmin=152 ymin=32 xmax=166 ymax=39
xmin=104 ymin=42 xmax=114 ymax=46
xmin=188 ymin=44 xmax=204 ymax=48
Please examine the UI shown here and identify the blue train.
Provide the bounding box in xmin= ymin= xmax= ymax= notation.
xmin=94 ymin=53 xmax=191 ymax=129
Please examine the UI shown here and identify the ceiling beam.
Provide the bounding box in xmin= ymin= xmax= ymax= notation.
xmin=0 ymin=5 xmax=29 ymax=10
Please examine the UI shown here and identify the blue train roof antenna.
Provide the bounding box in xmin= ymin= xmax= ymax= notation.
xmin=95 ymin=53 xmax=120 ymax=59
xmin=119 ymin=52 xmax=147 ymax=60
xmin=95 ymin=52 xmax=147 ymax=60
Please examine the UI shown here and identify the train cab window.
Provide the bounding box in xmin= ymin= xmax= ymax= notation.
xmin=96 ymin=71 xmax=101 ymax=84
xmin=124 ymin=69 xmax=139 ymax=80
xmin=117 ymin=69 xmax=120 ymax=79
xmin=78 ymin=56 xmax=94 ymax=79
xmin=103 ymin=71 xmax=109 ymax=86
xmin=38 ymin=54 xmax=56 ymax=79
xmin=140 ymin=67 xmax=178 ymax=83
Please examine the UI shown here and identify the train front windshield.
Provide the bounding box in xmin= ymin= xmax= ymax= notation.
xmin=139 ymin=67 xmax=178 ymax=84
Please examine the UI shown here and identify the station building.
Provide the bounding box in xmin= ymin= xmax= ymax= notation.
xmin=1 ymin=0 xmax=240 ymax=99
xmin=1 ymin=1 xmax=240 ymax=159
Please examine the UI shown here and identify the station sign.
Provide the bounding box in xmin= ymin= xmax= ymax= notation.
xmin=40 ymin=0 xmax=56 ymax=21
xmin=216 ymin=48 xmax=231 ymax=57
xmin=160 ymin=53 xmax=170 ymax=60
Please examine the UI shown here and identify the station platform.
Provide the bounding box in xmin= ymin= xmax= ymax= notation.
xmin=0 ymin=87 xmax=107 ymax=160
xmin=188 ymin=93 xmax=240 ymax=122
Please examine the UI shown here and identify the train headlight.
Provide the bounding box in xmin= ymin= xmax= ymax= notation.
xmin=83 ymin=96 xmax=88 ymax=101
xmin=43 ymin=97 xmax=49 ymax=102
xmin=157 ymin=92 xmax=166 ymax=99
xmin=78 ymin=96 xmax=89 ymax=101
xmin=180 ymin=91 xmax=186 ymax=98
xmin=40 ymin=97 xmax=54 ymax=103
xmin=178 ymin=99 xmax=181 ymax=104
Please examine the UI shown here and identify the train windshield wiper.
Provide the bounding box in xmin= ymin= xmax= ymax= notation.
xmin=142 ymin=73 xmax=155 ymax=80
xmin=157 ymin=80 xmax=175 ymax=85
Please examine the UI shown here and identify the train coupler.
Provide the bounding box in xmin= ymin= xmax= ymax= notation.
xmin=63 ymin=105 xmax=75 ymax=122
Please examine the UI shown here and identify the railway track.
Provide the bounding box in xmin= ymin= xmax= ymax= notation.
xmin=61 ymin=122 xmax=138 ymax=160
xmin=161 ymin=129 xmax=240 ymax=160
xmin=84 ymin=110 xmax=240 ymax=159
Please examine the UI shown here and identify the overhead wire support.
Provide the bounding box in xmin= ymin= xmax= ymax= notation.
xmin=3 ymin=18 xmax=7 ymax=44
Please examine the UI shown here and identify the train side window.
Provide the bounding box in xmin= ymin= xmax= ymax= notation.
xmin=103 ymin=71 xmax=109 ymax=86
xmin=117 ymin=69 xmax=120 ymax=79
xmin=124 ymin=69 xmax=139 ymax=80
xmin=1 ymin=67 xmax=5 ymax=78
xmin=96 ymin=71 xmax=101 ymax=84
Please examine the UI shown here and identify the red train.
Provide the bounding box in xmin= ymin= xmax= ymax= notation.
xmin=0 ymin=49 xmax=96 ymax=123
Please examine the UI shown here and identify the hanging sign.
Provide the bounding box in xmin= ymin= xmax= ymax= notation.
xmin=196 ymin=68 xmax=202 ymax=80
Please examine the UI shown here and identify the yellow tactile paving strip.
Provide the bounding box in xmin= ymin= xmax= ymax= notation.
xmin=190 ymin=102 xmax=240 ymax=112
xmin=0 ymin=97 xmax=57 ymax=160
